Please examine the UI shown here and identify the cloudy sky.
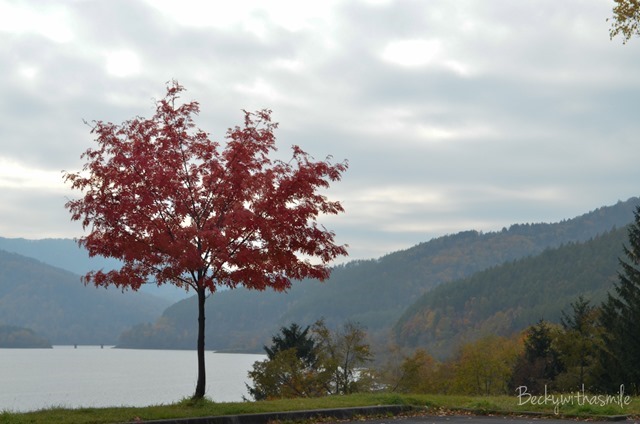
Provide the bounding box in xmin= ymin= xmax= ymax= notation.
xmin=1 ymin=0 xmax=639 ymax=262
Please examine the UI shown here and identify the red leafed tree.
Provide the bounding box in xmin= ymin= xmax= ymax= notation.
xmin=64 ymin=81 xmax=348 ymax=399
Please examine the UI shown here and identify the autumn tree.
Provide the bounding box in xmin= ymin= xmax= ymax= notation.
xmin=609 ymin=0 xmax=640 ymax=43
xmin=389 ymin=348 xmax=439 ymax=394
xmin=64 ymin=82 xmax=348 ymax=399
xmin=312 ymin=319 xmax=374 ymax=394
xmin=453 ymin=335 xmax=520 ymax=395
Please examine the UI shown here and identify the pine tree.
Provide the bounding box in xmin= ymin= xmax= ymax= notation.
xmin=598 ymin=206 xmax=640 ymax=393
xmin=264 ymin=323 xmax=317 ymax=368
xmin=511 ymin=320 xmax=564 ymax=393
xmin=557 ymin=296 xmax=600 ymax=390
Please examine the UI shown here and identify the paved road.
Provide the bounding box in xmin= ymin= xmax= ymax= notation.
xmin=345 ymin=414 xmax=633 ymax=424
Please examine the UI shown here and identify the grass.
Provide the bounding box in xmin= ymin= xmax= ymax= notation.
xmin=2 ymin=392 xmax=639 ymax=424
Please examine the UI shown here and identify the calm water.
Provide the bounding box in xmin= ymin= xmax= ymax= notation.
xmin=0 ymin=346 xmax=265 ymax=412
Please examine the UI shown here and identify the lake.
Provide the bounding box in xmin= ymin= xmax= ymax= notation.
xmin=0 ymin=346 xmax=265 ymax=412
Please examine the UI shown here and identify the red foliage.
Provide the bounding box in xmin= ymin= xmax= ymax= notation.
xmin=64 ymin=81 xmax=348 ymax=295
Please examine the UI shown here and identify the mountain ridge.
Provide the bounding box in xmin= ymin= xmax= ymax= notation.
xmin=117 ymin=196 xmax=640 ymax=352
xmin=0 ymin=237 xmax=188 ymax=302
xmin=0 ymin=249 xmax=169 ymax=344
xmin=394 ymin=225 xmax=627 ymax=358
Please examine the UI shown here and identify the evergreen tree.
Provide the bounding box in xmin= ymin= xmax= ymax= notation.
xmin=556 ymin=296 xmax=601 ymax=390
xmin=511 ymin=320 xmax=564 ymax=393
xmin=264 ymin=323 xmax=317 ymax=368
xmin=598 ymin=207 xmax=640 ymax=393
xmin=593 ymin=299 xmax=625 ymax=391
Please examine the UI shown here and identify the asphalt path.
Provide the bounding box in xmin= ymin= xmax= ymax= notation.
xmin=345 ymin=414 xmax=633 ymax=424
xmin=134 ymin=406 xmax=633 ymax=424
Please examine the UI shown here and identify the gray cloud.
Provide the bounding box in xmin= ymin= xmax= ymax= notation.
xmin=1 ymin=0 xmax=639 ymax=261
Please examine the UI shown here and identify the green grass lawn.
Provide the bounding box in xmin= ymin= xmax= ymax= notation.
xmin=2 ymin=392 xmax=639 ymax=424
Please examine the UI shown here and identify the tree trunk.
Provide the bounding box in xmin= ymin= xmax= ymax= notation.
xmin=193 ymin=286 xmax=207 ymax=399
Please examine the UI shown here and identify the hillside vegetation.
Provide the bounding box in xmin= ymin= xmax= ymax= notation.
xmin=0 ymin=250 xmax=169 ymax=344
xmin=118 ymin=198 xmax=640 ymax=352
xmin=394 ymin=225 xmax=627 ymax=359
xmin=0 ymin=237 xmax=187 ymax=302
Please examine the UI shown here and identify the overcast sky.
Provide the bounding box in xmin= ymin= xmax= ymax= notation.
xmin=1 ymin=0 xmax=639 ymax=262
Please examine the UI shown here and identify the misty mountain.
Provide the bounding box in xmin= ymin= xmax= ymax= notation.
xmin=394 ymin=225 xmax=627 ymax=359
xmin=0 ymin=325 xmax=52 ymax=348
xmin=117 ymin=197 xmax=640 ymax=352
xmin=0 ymin=237 xmax=188 ymax=302
xmin=0 ymin=249 xmax=169 ymax=344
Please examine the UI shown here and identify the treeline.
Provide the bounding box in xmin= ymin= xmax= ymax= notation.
xmin=394 ymin=225 xmax=627 ymax=359
xmin=408 ymin=207 xmax=640 ymax=394
xmin=256 ymin=301 xmax=636 ymax=398
xmin=248 ymin=312 xmax=626 ymax=398
xmin=384 ymin=293 xmax=638 ymax=395
xmin=248 ymin=207 xmax=640 ymax=398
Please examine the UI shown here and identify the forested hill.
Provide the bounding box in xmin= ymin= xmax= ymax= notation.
xmin=0 ymin=237 xmax=121 ymax=277
xmin=118 ymin=197 xmax=640 ymax=351
xmin=394 ymin=225 xmax=628 ymax=359
xmin=0 ymin=250 xmax=168 ymax=344
xmin=0 ymin=237 xmax=187 ymax=302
